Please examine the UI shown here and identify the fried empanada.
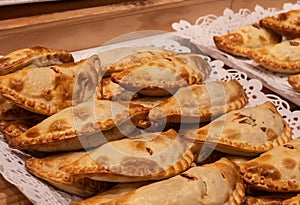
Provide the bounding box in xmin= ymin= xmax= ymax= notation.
xmin=97 ymin=46 xmax=173 ymax=77
xmin=240 ymin=137 xmax=300 ymax=192
xmin=245 ymin=194 xmax=300 ymax=205
xmin=81 ymin=158 xmax=244 ymax=205
xmin=25 ymin=151 xmax=112 ymax=197
xmin=248 ymin=38 xmax=300 ymax=73
xmin=184 ymin=102 xmax=292 ymax=156
xmin=213 ymin=23 xmax=282 ymax=57
xmin=288 ymin=73 xmax=300 ymax=92
xmin=260 ymin=10 xmax=300 ymax=38
xmin=111 ymin=54 xmax=211 ymax=96
xmin=7 ymin=100 xmax=149 ymax=152
xmin=149 ymin=80 xmax=248 ymax=124
xmin=0 ymin=55 xmax=100 ymax=115
xmin=70 ymin=182 xmax=149 ymax=205
xmin=61 ymin=129 xmax=194 ymax=182
xmin=0 ymin=46 xmax=74 ymax=75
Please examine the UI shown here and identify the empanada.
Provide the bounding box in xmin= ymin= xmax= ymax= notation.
xmin=288 ymin=73 xmax=300 ymax=92
xmin=79 ymin=158 xmax=244 ymax=205
xmin=25 ymin=151 xmax=112 ymax=197
xmin=7 ymin=100 xmax=149 ymax=152
xmin=245 ymin=194 xmax=300 ymax=205
xmin=240 ymin=137 xmax=300 ymax=192
xmin=184 ymin=102 xmax=292 ymax=156
xmin=149 ymin=80 xmax=248 ymax=124
xmin=0 ymin=55 xmax=100 ymax=115
xmin=260 ymin=10 xmax=300 ymax=38
xmin=111 ymin=53 xmax=211 ymax=96
xmin=0 ymin=46 xmax=74 ymax=75
xmin=70 ymin=182 xmax=149 ymax=205
xmin=0 ymin=116 xmax=45 ymax=142
xmin=61 ymin=129 xmax=194 ymax=182
xmin=213 ymin=23 xmax=282 ymax=57
xmin=97 ymin=46 xmax=173 ymax=77
xmin=248 ymin=38 xmax=300 ymax=73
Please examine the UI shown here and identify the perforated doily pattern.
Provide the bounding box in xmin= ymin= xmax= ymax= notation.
xmin=0 ymin=33 xmax=299 ymax=205
xmin=172 ymin=2 xmax=300 ymax=106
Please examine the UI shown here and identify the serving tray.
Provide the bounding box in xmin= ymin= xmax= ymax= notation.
xmin=0 ymin=33 xmax=299 ymax=204
xmin=172 ymin=2 xmax=300 ymax=106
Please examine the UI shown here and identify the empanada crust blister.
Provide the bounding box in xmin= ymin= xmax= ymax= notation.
xmin=8 ymin=100 xmax=149 ymax=152
xmin=149 ymin=80 xmax=248 ymax=123
xmin=184 ymin=102 xmax=292 ymax=156
xmin=240 ymin=138 xmax=300 ymax=192
xmin=248 ymin=38 xmax=300 ymax=73
xmin=213 ymin=23 xmax=281 ymax=57
xmin=0 ymin=55 xmax=100 ymax=115
xmin=61 ymin=129 xmax=194 ymax=182
xmin=260 ymin=10 xmax=300 ymax=38
xmin=0 ymin=46 xmax=74 ymax=75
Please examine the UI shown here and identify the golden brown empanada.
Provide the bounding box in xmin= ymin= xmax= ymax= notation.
xmin=149 ymin=80 xmax=248 ymax=124
xmin=184 ymin=102 xmax=292 ymax=156
xmin=0 ymin=55 xmax=100 ymax=115
xmin=0 ymin=46 xmax=74 ymax=75
xmin=61 ymin=129 xmax=194 ymax=182
xmin=260 ymin=10 xmax=300 ymax=38
xmin=245 ymin=193 xmax=300 ymax=205
xmin=25 ymin=151 xmax=112 ymax=197
xmin=97 ymin=46 xmax=173 ymax=77
xmin=240 ymin=137 xmax=300 ymax=192
xmin=0 ymin=116 xmax=45 ymax=142
xmin=248 ymin=38 xmax=300 ymax=73
xmin=70 ymin=182 xmax=149 ymax=205
xmin=7 ymin=100 xmax=149 ymax=152
xmin=96 ymin=77 xmax=138 ymax=101
xmin=111 ymin=53 xmax=211 ymax=96
xmin=80 ymin=157 xmax=244 ymax=205
xmin=213 ymin=23 xmax=282 ymax=57
xmin=288 ymin=73 xmax=300 ymax=92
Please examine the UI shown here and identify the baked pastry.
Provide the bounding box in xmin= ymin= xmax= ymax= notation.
xmin=213 ymin=23 xmax=281 ymax=57
xmin=288 ymin=73 xmax=300 ymax=92
xmin=248 ymin=38 xmax=300 ymax=73
xmin=240 ymin=137 xmax=300 ymax=192
xmin=97 ymin=46 xmax=173 ymax=77
xmin=61 ymin=129 xmax=194 ymax=182
xmin=25 ymin=151 xmax=112 ymax=197
xmin=0 ymin=116 xmax=45 ymax=142
xmin=260 ymin=10 xmax=300 ymax=38
xmin=96 ymin=77 xmax=138 ymax=101
xmin=0 ymin=46 xmax=74 ymax=75
xmin=149 ymin=80 xmax=248 ymax=124
xmin=7 ymin=100 xmax=149 ymax=152
xmin=184 ymin=102 xmax=292 ymax=156
xmin=111 ymin=53 xmax=211 ymax=96
xmin=245 ymin=194 xmax=300 ymax=205
xmin=0 ymin=55 xmax=100 ymax=115
xmin=73 ymin=158 xmax=244 ymax=205
xmin=70 ymin=182 xmax=149 ymax=205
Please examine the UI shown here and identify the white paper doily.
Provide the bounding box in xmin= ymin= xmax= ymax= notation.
xmin=172 ymin=2 xmax=300 ymax=106
xmin=0 ymin=34 xmax=300 ymax=205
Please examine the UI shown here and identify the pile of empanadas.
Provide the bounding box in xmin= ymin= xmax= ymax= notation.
xmin=0 ymin=45 xmax=296 ymax=204
xmin=213 ymin=9 xmax=300 ymax=92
